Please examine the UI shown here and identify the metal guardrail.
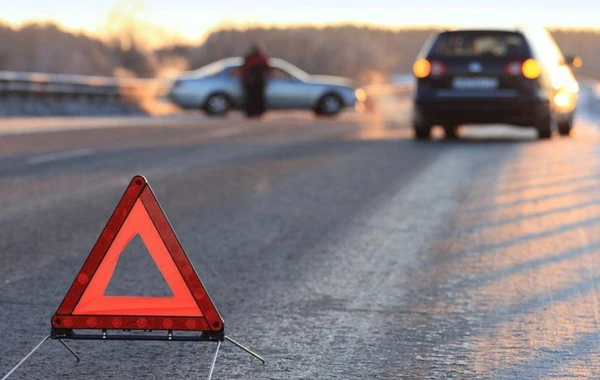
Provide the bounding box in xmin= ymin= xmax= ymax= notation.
xmin=0 ymin=70 xmax=415 ymax=118
xmin=2 ymin=70 xmax=596 ymax=117
xmin=0 ymin=71 xmax=170 ymax=100
xmin=0 ymin=70 xmax=416 ymax=117
xmin=0 ymin=71 xmax=414 ymax=99
xmin=2 ymin=70 xmax=597 ymax=99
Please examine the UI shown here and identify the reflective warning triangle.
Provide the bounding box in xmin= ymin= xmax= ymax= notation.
xmin=51 ymin=175 xmax=223 ymax=333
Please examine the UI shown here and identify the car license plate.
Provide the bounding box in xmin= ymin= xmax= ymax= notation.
xmin=452 ymin=77 xmax=498 ymax=90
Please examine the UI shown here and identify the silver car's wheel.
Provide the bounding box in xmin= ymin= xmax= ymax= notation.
xmin=204 ymin=93 xmax=230 ymax=115
xmin=316 ymin=94 xmax=343 ymax=116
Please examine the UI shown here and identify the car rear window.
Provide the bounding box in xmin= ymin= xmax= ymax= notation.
xmin=428 ymin=31 xmax=530 ymax=59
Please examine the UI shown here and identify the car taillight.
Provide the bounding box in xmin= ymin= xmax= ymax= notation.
xmin=505 ymin=59 xmax=542 ymax=79
xmin=522 ymin=59 xmax=542 ymax=79
xmin=505 ymin=61 xmax=522 ymax=76
xmin=430 ymin=61 xmax=446 ymax=76
xmin=413 ymin=59 xmax=431 ymax=78
xmin=413 ymin=59 xmax=445 ymax=78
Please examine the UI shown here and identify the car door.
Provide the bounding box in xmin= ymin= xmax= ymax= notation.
xmin=265 ymin=67 xmax=307 ymax=109
xmin=223 ymin=66 xmax=244 ymax=106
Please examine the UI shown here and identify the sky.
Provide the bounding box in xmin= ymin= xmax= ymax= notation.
xmin=2 ymin=0 xmax=600 ymax=43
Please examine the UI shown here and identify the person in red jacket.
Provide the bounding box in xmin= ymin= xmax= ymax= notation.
xmin=240 ymin=43 xmax=271 ymax=118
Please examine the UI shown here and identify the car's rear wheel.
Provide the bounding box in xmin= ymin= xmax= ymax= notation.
xmin=413 ymin=122 xmax=431 ymax=140
xmin=315 ymin=94 xmax=343 ymax=116
xmin=204 ymin=93 xmax=230 ymax=116
xmin=536 ymin=114 xmax=553 ymax=139
xmin=558 ymin=117 xmax=573 ymax=136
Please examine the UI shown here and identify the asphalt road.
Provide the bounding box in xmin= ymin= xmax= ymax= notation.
xmin=2 ymin=103 xmax=600 ymax=379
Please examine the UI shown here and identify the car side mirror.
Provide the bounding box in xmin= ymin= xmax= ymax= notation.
xmin=564 ymin=55 xmax=582 ymax=68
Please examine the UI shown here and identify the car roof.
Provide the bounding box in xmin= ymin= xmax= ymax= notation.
xmin=214 ymin=57 xmax=298 ymax=69
xmin=440 ymin=25 xmax=548 ymax=35
xmin=178 ymin=57 xmax=309 ymax=81
xmin=215 ymin=57 xmax=244 ymax=67
xmin=443 ymin=26 xmax=521 ymax=33
xmin=203 ymin=57 xmax=312 ymax=80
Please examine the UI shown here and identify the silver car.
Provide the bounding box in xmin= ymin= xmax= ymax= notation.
xmin=167 ymin=57 xmax=366 ymax=116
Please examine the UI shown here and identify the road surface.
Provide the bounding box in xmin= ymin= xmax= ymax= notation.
xmin=2 ymin=105 xmax=600 ymax=379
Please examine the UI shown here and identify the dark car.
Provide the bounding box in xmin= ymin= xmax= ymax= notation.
xmin=411 ymin=26 xmax=581 ymax=139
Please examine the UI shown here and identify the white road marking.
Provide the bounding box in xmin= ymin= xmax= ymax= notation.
xmin=206 ymin=127 xmax=243 ymax=138
xmin=27 ymin=148 xmax=95 ymax=164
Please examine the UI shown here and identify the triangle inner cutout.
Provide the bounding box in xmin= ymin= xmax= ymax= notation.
xmin=104 ymin=234 xmax=173 ymax=297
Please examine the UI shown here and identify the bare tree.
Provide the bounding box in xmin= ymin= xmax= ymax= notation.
xmin=1 ymin=21 xmax=599 ymax=81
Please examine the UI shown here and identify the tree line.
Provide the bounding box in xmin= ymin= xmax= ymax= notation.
xmin=1 ymin=21 xmax=599 ymax=82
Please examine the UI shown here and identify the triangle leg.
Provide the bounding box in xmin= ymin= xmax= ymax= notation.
xmin=58 ymin=339 xmax=81 ymax=362
xmin=224 ymin=336 xmax=265 ymax=364
xmin=207 ymin=341 xmax=221 ymax=380
xmin=1 ymin=335 xmax=50 ymax=380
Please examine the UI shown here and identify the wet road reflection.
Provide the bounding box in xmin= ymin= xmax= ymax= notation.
xmin=401 ymin=118 xmax=600 ymax=378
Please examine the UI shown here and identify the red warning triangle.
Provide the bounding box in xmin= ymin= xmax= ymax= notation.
xmin=51 ymin=175 xmax=223 ymax=333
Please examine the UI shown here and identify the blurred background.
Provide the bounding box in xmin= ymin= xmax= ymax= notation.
xmin=0 ymin=0 xmax=597 ymax=117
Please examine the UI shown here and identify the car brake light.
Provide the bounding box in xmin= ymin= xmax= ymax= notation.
xmin=522 ymin=59 xmax=542 ymax=79
xmin=430 ymin=61 xmax=446 ymax=76
xmin=505 ymin=61 xmax=522 ymax=76
xmin=413 ymin=59 xmax=431 ymax=78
